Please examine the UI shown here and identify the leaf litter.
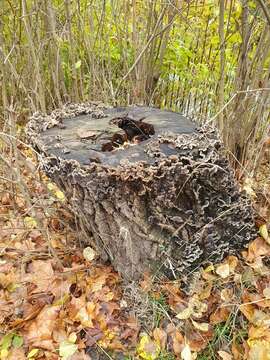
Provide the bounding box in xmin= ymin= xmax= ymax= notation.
xmin=0 ymin=146 xmax=270 ymax=359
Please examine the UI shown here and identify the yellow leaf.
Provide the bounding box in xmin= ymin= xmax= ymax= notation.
xmin=191 ymin=319 xmax=209 ymax=332
xmin=53 ymin=293 xmax=70 ymax=306
xmin=47 ymin=182 xmax=65 ymax=202
xmin=259 ymin=224 xmax=270 ymax=244
xmin=24 ymin=217 xmax=37 ymax=229
xmin=27 ymin=348 xmax=39 ymax=358
xmin=1 ymin=349 xmax=9 ymax=359
xmin=7 ymin=282 xmax=20 ymax=293
xmin=55 ymin=190 xmax=65 ymax=202
xmin=247 ymin=339 xmax=270 ymax=360
xmin=137 ymin=334 xmax=160 ymax=360
xmin=47 ymin=182 xmax=55 ymax=191
xmin=59 ymin=340 xmax=78 ymax=360
xmin=74 ymin=307 xmax=93 ymax=327
xmin=68 ymin=333 xmax=77 ymax=344
xmin=176 ymin=306 xmax=193 ymax=320
xmin=204 ymin=264 xmax=214 ymax=272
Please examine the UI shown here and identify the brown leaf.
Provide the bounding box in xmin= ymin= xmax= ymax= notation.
xmin=139 ymin=272 xmax=153 ymax=292
xmin=11 ymin=296 xmax=49 ymax=329
xmin=25 ymin=260 xmax=54 ymax=292
xmin=245 ymin=291 xmax=270 ymax=308
xmin=187 ymin=328 xmax=213 ymax=352
xmin=6 ymin=348 xmax=26 ymax=360
xmin=210 ymin=307 xmax=231 ymax=324
xmin=244 ymin=237 xmax=270 ymax=263
xmin=23 ymin=305 xmax=60 ymax=350
xmin=199 ymin=282 xmax=213 ymax=300
xmin=172 ymin=330 xmax=184 ymax=355
xmin=231 ymin=341 xmax=244 ymax=360
xmin=85 ymin=328 xmax=104 ymax=347
xmin=153 ymin=328 xmax=167 ymax=350
xmin=239 ymin=303 xmax=255 ymax=322
xmin=248 ymin=325 xmax=270 ymax=342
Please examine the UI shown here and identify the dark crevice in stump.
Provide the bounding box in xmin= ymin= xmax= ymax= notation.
xmin=26 ymin=103 xmax=257 ymax=281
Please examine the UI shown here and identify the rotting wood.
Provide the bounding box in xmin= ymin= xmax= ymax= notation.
xmin=26 ymin=103 xmax=257 ymax=281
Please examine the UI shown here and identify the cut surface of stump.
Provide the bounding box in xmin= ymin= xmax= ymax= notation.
xmin=27 ymin=103 xmax=256 ymax=280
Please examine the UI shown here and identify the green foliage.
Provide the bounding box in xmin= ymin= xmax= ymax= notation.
xmin=1 ymin=0 xmax=269 ymax=167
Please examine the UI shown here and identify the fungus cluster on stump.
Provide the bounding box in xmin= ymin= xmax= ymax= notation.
xmin=26 ymin=103 xmax=256 ymax=281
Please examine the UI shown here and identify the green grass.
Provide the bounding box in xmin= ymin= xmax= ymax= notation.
xmin=157 ymin=351 xmax=176 ymax=360
xmin=149 ymin=293 xmax=170 ymax=328
xmin=197 ymin=313 xmax=248 ymax=360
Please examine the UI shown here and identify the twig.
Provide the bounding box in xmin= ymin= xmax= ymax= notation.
xmin=256 ymin=0 xmax=270 ymax=26
xmin=114 ymin=6 xmax=174 ymax=98
xmin=207 ymin=87 xmax=270 ymax=124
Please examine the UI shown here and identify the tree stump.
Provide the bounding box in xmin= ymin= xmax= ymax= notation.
xmin=26 ymin=103 xmax=256 ymax=280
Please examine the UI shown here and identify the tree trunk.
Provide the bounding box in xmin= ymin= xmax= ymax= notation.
xmin=26 ymin=103 xmax=256 ymax=281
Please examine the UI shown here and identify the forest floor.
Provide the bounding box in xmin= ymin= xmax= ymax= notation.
xmin=0 ymin=145 xmax=270 ymax=360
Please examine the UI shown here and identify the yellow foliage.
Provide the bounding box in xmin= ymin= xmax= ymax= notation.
xmin=137 ymin=334 xmax=160 ymax=360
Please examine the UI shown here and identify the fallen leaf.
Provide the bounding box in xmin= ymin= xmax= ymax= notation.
xmin=239 ymin=303 xmax=255 ymax=322
xmin=189 ymin=296 xmax=208 ymax=318
xmin=83 ymin=247 xmax=96 ymax=262
xmin=210 ymin=307 xmax=231 ymax=324
xmin=247 ymin=340 xmax=270 ymax=360
xmin=187 ymin=328 xmax=214 ymax=352
xmin=244 ymin=237 xmax=270 ymax=262
xmin=136 ymin=334 xmax=160 ymax=360
xmin=24 ymin=305 xmax=60 ymax=350
xmin=231 ymin=340 xmax=244 ymax=360
xmin=218 ymin=350 xmax=233 ymax=360
xmin=0 ymin=333 xmax=13 ymax=353
xmin=263 ymin=287 xmax=270 ymax=298
xmin=24 ymin=217 xmax=38 ymax=229
xmin=216 ymin=264 xmax=230 ymax=278
xmin=242 ymin=178 xmax=256 ymax=198
xmin=220 ymin=288 xmax=234 ymax=302
xmin=27 ymin=348 xmax=39 ymax=358
xmin=68 ymin=333 xmax=77 ymax=344
xmin=247 ymin=327 xmax=270 ymax=360
xmin=12 ymin=334 xmax=23 ymax=348
xmin=6 ymin=348 xmax=25 ymax=360
xmin=59 ymin=340 xmax=78 ymax=360
xmin=259 ymin=224 xmax=269 ymax=244
xmin=152 ymin=328 xmax=167 ymax=350
xmin=172 ymin=330 xmax=184 ymax=355
xmin=47 ymin=182 xmax=65 ymax=202
xmin=227 ymin=256 xmax=238 ymax=272
xmin=191 ymin=319 xmax=209 ymax=332
xmin=176 ymin=306 xmax=193 ymax=320
xmin=25 ymin=260 xmax=54 ymax=292
xmin=199 ymin=282 xmax=213 ymax=300
xmin=181 ymin=344 xmax=192 ymax=360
